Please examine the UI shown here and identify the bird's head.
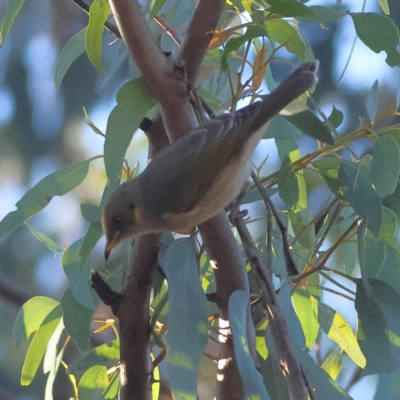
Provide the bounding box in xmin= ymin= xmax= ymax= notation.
xmin=101 ymin=180 xmax=143 ymax=260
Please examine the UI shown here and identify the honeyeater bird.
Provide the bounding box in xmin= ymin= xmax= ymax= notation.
xmin=102 ymin=61 xmax=319 ymax=260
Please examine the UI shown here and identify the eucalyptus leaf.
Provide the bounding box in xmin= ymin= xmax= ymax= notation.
xmin=0 ymin=0 xmax=25 ymax=45
xmin=24 ymin=222 xmax=64 ymax=253
xmin=366 ymin=80 xmax=379 ymax=124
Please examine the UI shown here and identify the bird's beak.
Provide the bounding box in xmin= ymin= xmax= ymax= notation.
xmin=104 ymin=232 xmax=121 ymax=261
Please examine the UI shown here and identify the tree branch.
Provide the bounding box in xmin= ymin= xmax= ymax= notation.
xmin=177 ymin=0 xmax=225 ymax=88
xmin=232 ymin=213 xmax=308 ymax=399
xmin=118 ymin=233 xmax=160 ymax=399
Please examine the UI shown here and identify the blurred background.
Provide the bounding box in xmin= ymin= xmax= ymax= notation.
xmin=0 ymin=0 xmax=399 ymax=398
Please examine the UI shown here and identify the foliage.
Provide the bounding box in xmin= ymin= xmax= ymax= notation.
xmin=2 ymin=0 xmax=400 ymax=399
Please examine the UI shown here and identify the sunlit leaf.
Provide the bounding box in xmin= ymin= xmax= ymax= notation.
xmin=327 ymin=105 xmax=344 ymax=129
xmin=21 ymin=306 xmax=63 ymax=385
xmin=378 ymin=0 xmax=390 ymax=15
xmin=278 ymin=155 xmax=298 ymax=208
xmin=252 ymin=47 xmax=267 ymax=91
xmin=14 ymin=297 xmax=60 ymax=348
xmin=78 ymin=365 xmax=108 ymax=400
xmin=86 ymin=0 xmax=111 ymax=72
xmin=68 ymin=340 xmax=120 ymax=374
xmin=321 ymin=348 xmax=342 ymax=380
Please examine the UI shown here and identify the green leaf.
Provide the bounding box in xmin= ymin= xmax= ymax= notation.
xmin=148 ymin=0 xmax=167 ymax=20
xmin=338 ymin=161 xmax=383 ymax=237
xmin=104 ymin=370 xmax=120 ymax=399
xmin=356 ymin=279 xmax=400 ymax=375
xmin=278 ymin=156 xmax=298 ymax=209
xmin=81 ymin=203 xmax=101 ymax=223
xmin=281 ymin=102 xmax=334 ymax=145
xmin=61 ymin=288 xmax=97 ymax=354
xmin=292 ymin=290 xmax=319 ymax=351
xmin=104 ymin=78 xmax=153 ymax=186
xmin=312 ymin=157 xmax=342 ymax=197
xmin=100 ymin=42 xmax=129 ymax=89
xmin=229 ymin=290 xmax=270 ymax=400
xmin=43 ymin=319 xmax=65 ymax=399
xmin=265 ymin=20 xmax=307 ymax=62
xmin=372 ymin=135 xmax=400 ymax=198
xmin=0 ymin=159 xmax=93 ymax=239
xmin=78 ymin=220 xmax=103 ymax=270
xmin=379 ymin=207 xmax=398 ymax=240
xmin=86 ymin=0 xmax=110 ymax=72
xmin=24 ymin=222 xmax=64 ymax=253
xmin=327 ymin=106 xmax=344 ymax=129
xmin=314 ymin=301 xmax=366 ymax=368
xmin=298 ymin=5 xmax=345 ymax=24
xmin=54 ymin=28 xmax=87 ymax=88
xmin=350 ymin=13 xmax=400 ymax=67
xmin=289 ymin=208 xmax=315 ymax=248
xmin=159 ymin=238 xmax=208 ymax=399
xmin=62 ymin=238 xmax=97 ymax=309
xmin=374 ymin=368 xmax=400 ymax=399
xmin=68 ymin=340 xmax=120 ymax=374
xmin=358 ymin=218 xmax=372 ymax=297
xmin=266 ymin=0 xmax=315 ymax=18
xmin=321 ymin=348 xmax=342 ymax=380
xmin=221 ymin=25 xmax=268 ymax=71
xmin=378 ymin=0 xmax=390 ymax=15
xmin=295 ymin=347 xmax=352 ymax=399
xmin=0 ymin=0 xmax=25 ymax=45
xmin=385 ymin=180 xmax=400 ymax=216
xmin=265 ymin=114 xmax=300 ymax=139
xmin=14 ymin=296 xmax=60 ymax=348
xmin=21 ymin=306 xmax=63 ymax=385
xmin=78 ymin=365 xmax=108 ymax=400
xmin=366 ymin=79 xmax=379 ymax=124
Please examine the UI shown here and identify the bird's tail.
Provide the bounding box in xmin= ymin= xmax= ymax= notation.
xmin=251 ymin=61 xmax=319 ymax=132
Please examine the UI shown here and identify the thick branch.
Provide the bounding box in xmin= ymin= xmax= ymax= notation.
xmin=119 ymin=234 xmax=160 ymax=399
xmin=177 ymin=0 xmax=225 ymax=88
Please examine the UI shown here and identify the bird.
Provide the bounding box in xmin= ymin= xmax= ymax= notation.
xmin=102 ymin=61 xmax=319 ymax=260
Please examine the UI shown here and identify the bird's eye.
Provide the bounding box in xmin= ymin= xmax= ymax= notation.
xmin=113 ymin=217 xmax=123 ymax=229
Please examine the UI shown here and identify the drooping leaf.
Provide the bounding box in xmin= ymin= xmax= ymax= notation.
xmin=298 ymin=5 xmax=345 ymax=24
xmin=81 ymin=203 xmax=101 ymax=223
xmin=356 ymin=279 xmax=400 ymax=375
xmin=68 ymin=340 xmax=120 ymax=374
xmin=292 ymin=290 xmax=319 ymax=351
xmin=24 ymin=222 xmax=64 ymax=253
xmin=229 ymin=290 xmax=270 ymax=400
xmin=14 ymin=297 xmax=60 ymax=348
xmin=312 ymin=157 xmax=342 ymax=197
xmin=0 ymin=159 xmax=93 ymax=239
xmin=378 ymin=0 xmax=390 ymax=15
xmin=54 ymin=28 xmax=87 ymax=88
xmin=159 ymin=238 xmax=208 ymax=399
xmin=104 ymin=78 xmax=153 ymax=187
xmin=100 ymin=42 xmax=129 ymax=89
xmin=366 ymin=79 xmax=379 ymax=124
xmin=358 ymin=218 xmax=372 ymax=297
xmin=0 ymin=0 xmax=25 ymax=45
xmin=314 ymin=301 xmax=366 ymax=368
xmin=78 ymin=220 xmax=103 ymax=271
xmin=372 ymin=135 xmax=400 ymax=198
xmin=21 ymin=306 xmax=63 ymax=385
xmin=338 ymin=161 xmax=383 ymax=237
xmin=289 ymin=207 xmax=315 ymax=248
xmin=350 ymin=13 xmax=400 ymax=67
xmin=378 ymin=207 xmax=398 ymax=240
xmin=86 ymin=0 xmax=111 ymax=72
